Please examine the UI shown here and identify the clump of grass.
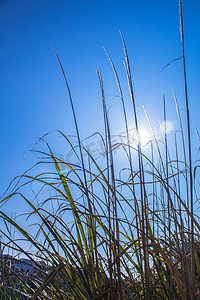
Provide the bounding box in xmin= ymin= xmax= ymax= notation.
xmin=1 ymin=1 xmax=200 ymax=299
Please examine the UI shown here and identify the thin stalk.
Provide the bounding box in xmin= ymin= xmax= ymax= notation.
xmin=97 ymin=67 xmax=115 ymax=298
xmin=104 ymin=48 xmax=142 ymax=274
xmin=174 ymin=132 xmax=189 ymax=293
xmin=51 ymin=47 xmax=96 ymax=288
xmin=179 ymin=0 xmax=194 ymax=296
xmin=163 ymin=95 xmax=172 ymax=295
xmin=120 ymin=31 xmax=149 ymax=299
xmin=173 ymin=89 xmax=189 ymax=227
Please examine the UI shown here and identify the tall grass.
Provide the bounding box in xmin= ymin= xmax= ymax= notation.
xmin=1 ymin=1 xmax=200 ymax=299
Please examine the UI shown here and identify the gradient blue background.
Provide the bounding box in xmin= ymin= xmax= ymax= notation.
xmin=1 ymin=0 xmax=200 ymax=197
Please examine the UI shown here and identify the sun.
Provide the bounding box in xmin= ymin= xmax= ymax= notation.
xmin=129 ymin=127 xmax=151 ymax=147
xmin=138 ymin=128 xmax=151 ymax=147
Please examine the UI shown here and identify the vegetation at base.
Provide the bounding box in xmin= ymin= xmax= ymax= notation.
xmin=0 ymin=1 xmax=199 ymax=299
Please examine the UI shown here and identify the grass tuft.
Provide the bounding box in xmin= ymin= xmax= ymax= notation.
xmin=0 ymin=2 xmax=199 ymax=299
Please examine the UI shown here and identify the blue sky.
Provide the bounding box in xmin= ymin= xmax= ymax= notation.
xmin=0 ymin=0 xmax=200 ymax=198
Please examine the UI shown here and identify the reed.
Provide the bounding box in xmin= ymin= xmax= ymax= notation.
xmin=0 ymin=1 xmax=199 ymax=299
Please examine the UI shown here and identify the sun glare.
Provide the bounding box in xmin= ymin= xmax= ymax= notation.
xmin=129 ymin=127 xmax=151 ymax=147
xmin=138 ymin=128 xmax=151 ymax=146
xmin=159 ymin=120 xmax=174 ymax=134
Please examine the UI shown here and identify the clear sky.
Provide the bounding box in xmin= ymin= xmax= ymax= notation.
xmin=0 ymin=0 xmax=200 ymax=198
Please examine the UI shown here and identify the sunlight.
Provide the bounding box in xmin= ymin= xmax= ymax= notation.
xmin=129 ymin=127 xmax=151 ymax=147
xmin=138 ymin=128 xmax=151 ymax=147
